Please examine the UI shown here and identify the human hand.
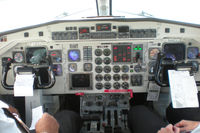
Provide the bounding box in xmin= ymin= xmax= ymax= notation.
xmin=8 ymin=105 xmax=20 ymax=118
xmin=175 ymin=120 xmax=200 ymax=132
xmin=157 ymin=124 xmax=180 ymax=133
xmin=35 ymin=113 xmax=59 ymax=133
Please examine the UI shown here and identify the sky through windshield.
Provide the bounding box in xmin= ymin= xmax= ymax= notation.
xmin=0 ymin=0 xmax=200 ymax=32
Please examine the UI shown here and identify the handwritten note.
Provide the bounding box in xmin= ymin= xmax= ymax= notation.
xmin=14 ymin=74 xmax=34 ymax=96
xmin=168 ymin=70 xmax=199 ymax=108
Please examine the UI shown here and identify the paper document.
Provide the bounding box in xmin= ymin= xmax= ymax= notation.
xmin=147 ymin=82 xmax=161 ymax=101
xmin=168 ymin=70 xmax=199 ymax=108
xmin=14 ymin=74 xmax=34 ymax=96
xmin=29 ymin=106 xmax=43 ymax=130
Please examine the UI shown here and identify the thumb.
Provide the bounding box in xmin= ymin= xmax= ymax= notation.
xmin=177 ymin=126 xmax=188 ymax=132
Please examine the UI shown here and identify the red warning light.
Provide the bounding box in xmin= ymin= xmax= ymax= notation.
xmin=51 ymin=53 xmax=57 ymax=56
xmin=123 ymin=57 xmax=126 ymax=61
xmin=114 ymin=56 xmax=117 ymax=61
xmin=113 ymin=47 xmax=118 ymax=50
xmin=7 ymin=58 xmax=11 ymax=61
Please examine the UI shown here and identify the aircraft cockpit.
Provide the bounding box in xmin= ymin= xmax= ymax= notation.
xmin=0 ymin=0 xmax=200 ymax=133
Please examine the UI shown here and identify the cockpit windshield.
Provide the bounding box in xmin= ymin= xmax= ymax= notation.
xmin=0 ymin=0 xmax=200 ymax=32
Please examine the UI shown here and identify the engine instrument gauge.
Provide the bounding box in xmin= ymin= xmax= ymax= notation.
xmin=149 ymin=48 xmax=160 ymax=60
xmin=13 ymin=52 xmax=24 ymax=63
xmin=187 ymin=47 xmax=199 ymax=59
xmin=112 ymin=45 xmax=132 ymax=63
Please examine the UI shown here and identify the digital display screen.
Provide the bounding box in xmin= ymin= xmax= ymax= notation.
xmin=187 ymin=47 xmax=199 ymax=59
xmin=96 ymin=23 xmax=111 ymax=31
xmin=49 ymin=50 xmax=62 ymax=63
xmin=112 ymin=45 xmax=132 ymax=63
xmin=79 ymin=27 xmax=90 ymax=34
xmin=68 ymin=50 xmax=80 ymax=61
xmin=53 ymin=64 xmax=62 ymax=76
xmin=164 ymin=43 xmax=185 ymax=61
xmin=70 ymin=74 xmax=92 ymax=90
xmin=26 ymin=47 xmax=47 ymax=64
xmin=118 ymin=26 xmax=129 ymax=32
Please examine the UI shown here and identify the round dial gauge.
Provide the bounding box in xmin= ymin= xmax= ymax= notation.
xmin=13 ymin=52 xmax=24 ymax=63
xmin=84 ymin=63 xmax=92 ymax=71
xmin=149 ymin=48 xmax=160 ymax=60
xmin=69 ymin=63 xmax=77 ymax=72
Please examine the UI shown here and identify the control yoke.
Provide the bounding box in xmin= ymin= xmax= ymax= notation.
xmin=1 ymin=56 xmax=56 ymax=90
xmin=1 ymin=57 xmax=14 ymax=90
xmin=154 ymin=53 xmax=200 ymax=87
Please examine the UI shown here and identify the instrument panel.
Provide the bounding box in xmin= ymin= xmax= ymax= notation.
xmin=1 ymin=18 xmax=200 ymax=94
